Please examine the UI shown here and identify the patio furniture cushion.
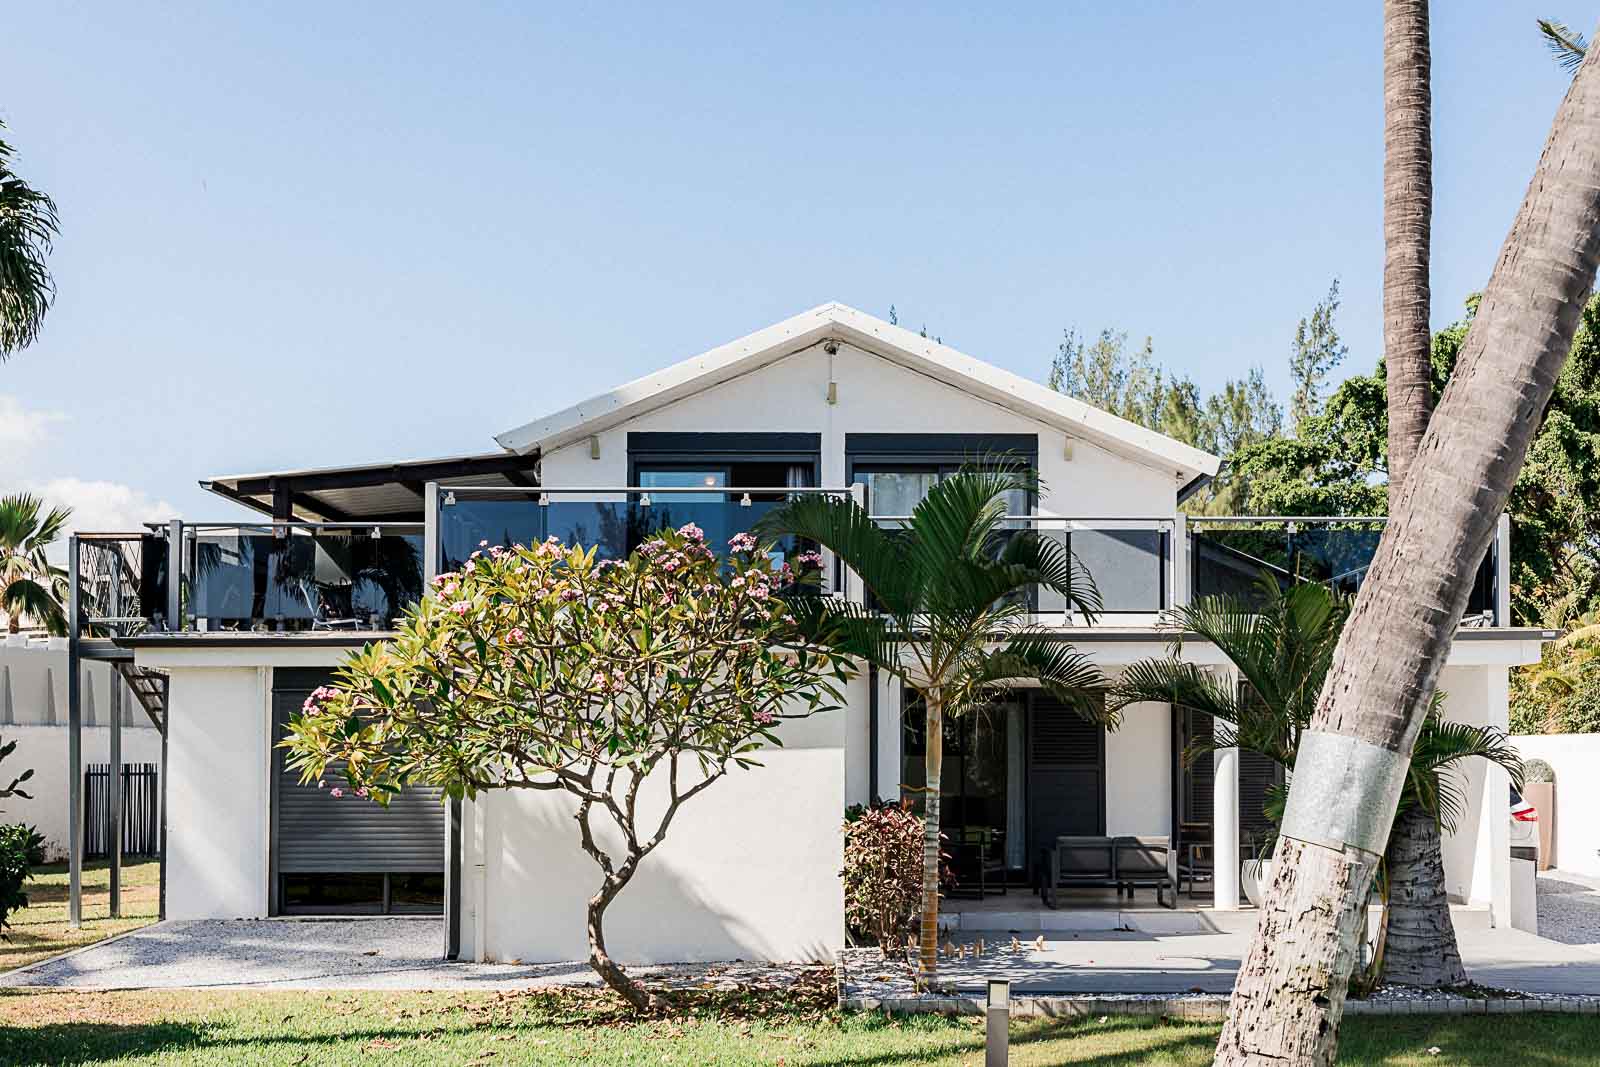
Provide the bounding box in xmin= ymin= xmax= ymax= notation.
xmin=1040 ymin=835 xmax=1119 ymax=908
xmin=1114 ymin=835 xmax=1176 ymax=908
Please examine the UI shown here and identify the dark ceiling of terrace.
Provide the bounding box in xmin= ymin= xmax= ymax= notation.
xmin=201 ymin=450 xmax=541 ymax=523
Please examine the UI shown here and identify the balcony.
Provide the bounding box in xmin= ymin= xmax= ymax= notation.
xmin=67 ymin=498 xmax=1511 ymax=640
xmin=72 ymin=523 xmax=425 ymax=637
xmin=434 ymin=485 xmax=849 ymax=584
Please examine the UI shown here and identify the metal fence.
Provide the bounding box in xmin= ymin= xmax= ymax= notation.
xmin=83 ymin=763 xmax=161 ymax=858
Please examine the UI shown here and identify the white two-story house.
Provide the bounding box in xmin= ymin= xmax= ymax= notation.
xmin=65 ymin=304 xmax=1547 ymax=963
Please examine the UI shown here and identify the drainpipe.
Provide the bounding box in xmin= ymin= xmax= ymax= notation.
xmin=868 ymin=664 xmax=879 ymax=803
xmin=473 ymin=796 xmax=489 ymax=963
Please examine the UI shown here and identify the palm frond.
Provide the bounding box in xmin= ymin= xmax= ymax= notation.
xmin=1538 ymin=18 xmax=1589 ymax=75
xmin=902 ymin=463 xmax=1032 ymax=587
xmin=781 ymin=594 xmax=903 ymax=675
xmin=754 ymin=495 xmax=917 ymax=615
xmin=994 ymin=530 xmax=1103 ymax=619
xmin=0 ymin=123 xmax=60 ymax=358
xmin=960 ymin=632 xmax=1108 ymax=722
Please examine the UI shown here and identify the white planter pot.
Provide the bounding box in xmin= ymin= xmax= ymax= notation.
xmin=1241 ymin=859 xmax=1272 ymax=907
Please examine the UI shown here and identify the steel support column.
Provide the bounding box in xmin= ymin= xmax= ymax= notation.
xmin=67 ymin=535 xmax=83 ymax=928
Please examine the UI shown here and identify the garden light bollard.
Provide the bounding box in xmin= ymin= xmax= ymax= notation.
xmin=986 ymin=978 xmax=1010 ymax=1067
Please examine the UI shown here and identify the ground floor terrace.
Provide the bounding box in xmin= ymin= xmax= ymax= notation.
xmin=104 ymin=625 xmax=1544 ymax=972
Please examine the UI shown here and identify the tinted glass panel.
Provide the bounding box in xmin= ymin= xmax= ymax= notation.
xmin=439 ymin=497 xmax=809 ymax=573
xmin=187 ymin=529 xmax=423 ymax=632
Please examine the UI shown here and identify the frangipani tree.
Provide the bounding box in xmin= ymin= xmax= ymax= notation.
xmin=283 ymin=525 xmax=851 ymax=1012
xmin=758 ymin=464 xmax=1107 ymax=988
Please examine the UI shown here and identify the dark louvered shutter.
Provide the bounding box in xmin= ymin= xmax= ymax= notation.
xmin=1026 ymin=693 xmax=1105 ymax=871
xmin=273 ymin=669 xmax=443 ymax=876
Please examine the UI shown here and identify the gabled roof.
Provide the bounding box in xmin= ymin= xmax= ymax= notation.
xmin=495 ymin=303 xmax=1220 ymax=484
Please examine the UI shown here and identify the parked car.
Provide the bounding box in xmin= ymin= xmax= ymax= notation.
xmin=1510 ymin=785 xmax=1539 ymax=852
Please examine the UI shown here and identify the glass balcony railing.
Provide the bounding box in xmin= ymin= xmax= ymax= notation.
xmin=179 ymin=524 xmax=425 ymax=632
xmin=435 ymin=485 xmax=850 ymax=584
xmin=69 ymin=504 xmax=1506 ymax=639
xmin=1190 ymin=517 xmax=1500 ymax=623
xmin=868 ymin=516 xmax=1175 ymax=616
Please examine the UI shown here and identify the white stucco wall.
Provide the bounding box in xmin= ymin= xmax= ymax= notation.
xmin=1105 ymin=700 xmax=1171 ymax=837
xmin=0 ymin=641 xmax=150 ymax=728
xmin=460 ymin=707 xmax=845 ymax=965
xmin=538 ymin=340 xmax=1182 ymax=517
xmin=162 ymin=666 xmax=272 ymax=919
xmin=1512 ymin=732 xmax=1600 ymax=877
xmin=1434 ymin=664 xmax=1512 ymax=923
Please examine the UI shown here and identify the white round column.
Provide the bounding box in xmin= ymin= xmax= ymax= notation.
xmin=1213 ymin=746 xmax=1240 ymax=911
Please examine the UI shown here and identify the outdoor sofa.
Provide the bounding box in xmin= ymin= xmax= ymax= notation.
xmin=1038 ymin=834 xmax=1177 ymax=908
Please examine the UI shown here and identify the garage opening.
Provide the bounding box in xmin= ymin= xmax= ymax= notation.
xmin=270 ymin=668 xmax=444 ymax=915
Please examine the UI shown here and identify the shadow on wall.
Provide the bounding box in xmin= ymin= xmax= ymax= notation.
xmin=481 ymin=768 xmax=841 ymax=968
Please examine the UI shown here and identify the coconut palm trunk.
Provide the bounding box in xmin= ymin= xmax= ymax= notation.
xmin=1377 ymin=0 xmax=1468 ymax=991
xmin=1216 ymin=43 xmax=1600 ymax=1067
xmin=1383 ymin=0 xmax=1434 ymax=497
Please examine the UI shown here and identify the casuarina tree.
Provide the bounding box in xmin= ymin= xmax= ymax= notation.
xmin=1215 ymin=39 xmax=1600 ymax=1066
xmin=283 ymin=525 xmax=851 ymax=1012
xmin=758 ymin=464 xmax=1106 ymax=988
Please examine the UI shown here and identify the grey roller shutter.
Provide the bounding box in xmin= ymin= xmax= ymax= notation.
xmin=273 ymin=669 xmax=443 ymax=875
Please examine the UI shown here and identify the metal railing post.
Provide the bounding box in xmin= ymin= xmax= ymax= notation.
xmin=66 ymin=535 xmax=83 ymax=928
xmin=1496 ymin=511 xmax=1512 ymax=627
xmin=166 ymin=519 xmax=183 ymax=631
xmin=1170 ymin=512 xmax=1189 ymax=610
xmin=846 ymin=483 xmax=866 ymax=602
xmin=109 ymin=674 xmax=122 ymax=918
xmin=427 ymin=482 xmax=463 ymax=961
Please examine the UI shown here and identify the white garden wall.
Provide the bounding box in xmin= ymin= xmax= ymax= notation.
xmin=0 ymin=642 xmax=162 ymax=860
xmin=1512 ymin=732 xmax=1600 ymax=877
xmin=460 ymin=707 xmax=845 ymax=965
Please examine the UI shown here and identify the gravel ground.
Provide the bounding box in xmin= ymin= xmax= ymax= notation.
xmin=0 ymin=918 xmax=818 ymax=991
xmin=1538 ymin=870 xmax=1600 ymax=948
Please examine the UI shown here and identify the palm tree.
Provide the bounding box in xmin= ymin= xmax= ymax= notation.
xmin=0 ymin=121 xmax=60 ymax=359
xmin=1383 ymin=0 xmax=1434 ymax=500
xmin=1539 ymin=18 xmax=1588 ymax=74
xmin=1379 ymin=0 xmax=1477 ymax=992
xmin=1216 ymin=42 xmax=1600 ymax=1065
xmin=1114 ymin=576 xmax=1523 ymax=990
xmin=0 ymin=494 xmax=70 ymax=634
xmin=757 ymin=464 xmax=1106 ymax=988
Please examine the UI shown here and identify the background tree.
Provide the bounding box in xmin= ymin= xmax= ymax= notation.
xmin=0 ymin=121 xmax=59 ymax=360
xmin=1289 ymin=280 xmax=1350 ymax=431
xmin=0 ymin=494 xmax=70 ymax=634
xmin=1216 ymin=41 xmax=1600 ymax=1065
xmin=1048 ymin=327 xmax=1282 ymax=513
xmin=284 ymin=526 xmax=851 ymax=1012
xmin=758 ymin=465 xmax=1106 ymax=988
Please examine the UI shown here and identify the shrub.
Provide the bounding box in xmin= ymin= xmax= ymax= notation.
xmin=842 ymin=802 xmax=932 ymax=959
xmin=1523 ymin=758 xmax=1556 ymax=784
xmin=0 ymin=824 xmax=32 ymax=938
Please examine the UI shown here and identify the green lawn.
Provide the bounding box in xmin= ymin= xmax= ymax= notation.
xmin=0 ymin=858 xmax=161 ymax=972
xmin=0 ymin=988 xmax=1597 ymax=1065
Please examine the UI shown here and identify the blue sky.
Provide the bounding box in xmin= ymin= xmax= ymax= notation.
xmin=0 ymin=2 xmax=1578 ymax=526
